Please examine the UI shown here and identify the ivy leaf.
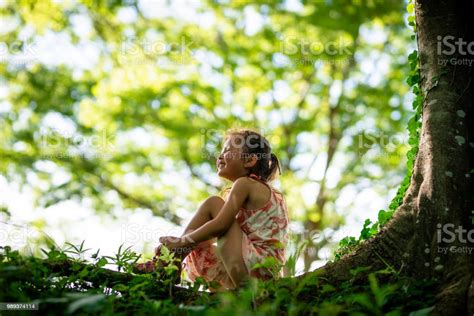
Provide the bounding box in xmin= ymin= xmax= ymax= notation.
xmin=378 ymin=209 xmax=394 ymax=226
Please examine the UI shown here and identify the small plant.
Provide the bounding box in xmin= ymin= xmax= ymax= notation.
xmin=103 ymin=244 xmax=141 ymax=273
xmin=0 ymin=243 xmax=438 ymax=314
xmin=252 ymin=256 xmax=283 ymax=280
xmin=284 ymin=238 xmax=309 ymax=277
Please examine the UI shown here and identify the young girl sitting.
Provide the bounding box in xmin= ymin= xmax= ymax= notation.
xmin=134 ymin=129 xmax=289 ymax=290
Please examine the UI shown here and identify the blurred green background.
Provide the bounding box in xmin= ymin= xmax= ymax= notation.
xmin=0 ymin=0 xmax=414 ymax=274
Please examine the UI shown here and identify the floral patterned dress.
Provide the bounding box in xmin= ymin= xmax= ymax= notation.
xmin=182 ymin=175 xmax=290 ymax=289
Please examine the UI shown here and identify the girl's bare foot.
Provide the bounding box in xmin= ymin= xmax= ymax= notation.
xmin=132 ymin=259 xmax=157 ymax=274
xmin=132 ymin=245 xmax=189 ymax=284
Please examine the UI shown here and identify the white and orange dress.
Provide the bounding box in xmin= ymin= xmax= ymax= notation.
xmin=182 ymin=174 xmax=290 ymax=289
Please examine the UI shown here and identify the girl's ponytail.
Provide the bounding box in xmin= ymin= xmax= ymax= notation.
xmin=265 ymin=153 xmax=281 ymax=182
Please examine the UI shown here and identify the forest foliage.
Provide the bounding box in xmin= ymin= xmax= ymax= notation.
xmin=0 ymin=0 xmax=438 ymax=314
xmin=1 ymin=0 xmax=412 ymax=255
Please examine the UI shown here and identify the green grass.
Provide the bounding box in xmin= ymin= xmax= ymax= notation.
xmin=0 ymin=243 xmax=437 ymax=315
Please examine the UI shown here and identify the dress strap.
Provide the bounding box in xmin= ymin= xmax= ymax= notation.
xmin=248 ymin=173 xmax=261 ymax=181
xmin=248 ymin=173 xmax=273 ymax=192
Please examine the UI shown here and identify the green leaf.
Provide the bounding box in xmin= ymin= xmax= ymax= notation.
xmin=320 ymin=284 xmax=336 ymax=293
xmin=96 ymin=257 xmax=108 ymax=268
xmin=113 ymin=284 xmax=129 ymax=292
xmin=66 ymin=294 xmax=106 ymax=314
xmin=408 ymin=306 xmax=435 ymax=316
xmin=160 ymin=245 xmax=170 ymax=258
xmin=78 ymin=267 xmax=90 ymax=278
xmin=350 ymin=265 xmax=372 ymax=277
xmin=408 ymin=50 xmax=418 ymax=62
xmin=377 ymin=209 xmax=394 ymax=226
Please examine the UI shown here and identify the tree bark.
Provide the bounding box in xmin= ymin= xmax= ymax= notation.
xmin=300 ymin=0 xmax=474 ymax=314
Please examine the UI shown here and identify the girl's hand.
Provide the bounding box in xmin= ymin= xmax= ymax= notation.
xmin=158 ymin=236 xmax=194 ymax=257
xmin=159 ymin=236 xmax=186 ymax=249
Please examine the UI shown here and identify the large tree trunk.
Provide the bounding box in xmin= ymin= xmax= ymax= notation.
xmin=301 ymin=0 xmax=474 ymax=315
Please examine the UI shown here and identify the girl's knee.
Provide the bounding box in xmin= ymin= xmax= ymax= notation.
xmin=203 ymin=196 xmax=225 ymax=218
xmin=204 ymin=196 xmax=225 ymax=206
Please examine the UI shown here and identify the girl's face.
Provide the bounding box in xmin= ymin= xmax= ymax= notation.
xmin=216 ymin=137 xmax=250 ymax=182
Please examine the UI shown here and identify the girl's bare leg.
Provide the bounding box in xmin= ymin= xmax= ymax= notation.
xmin=215 ymin=220 xmax=248 ymax=288
xmin=135 ymin=198 xmax=226 ymax=274
xmin=197 ymin=197 xmax=248 ymax=288
xmin=170 ymin=196 xmax=224 ymax=262
xmin=177 ymin=195 xmax=248 ymax=288
xmin=181 ymin=196 xmax=225 ymax=236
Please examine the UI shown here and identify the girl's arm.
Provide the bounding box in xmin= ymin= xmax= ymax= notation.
xmin=160 ymin=177 xmax=250 ymax=249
